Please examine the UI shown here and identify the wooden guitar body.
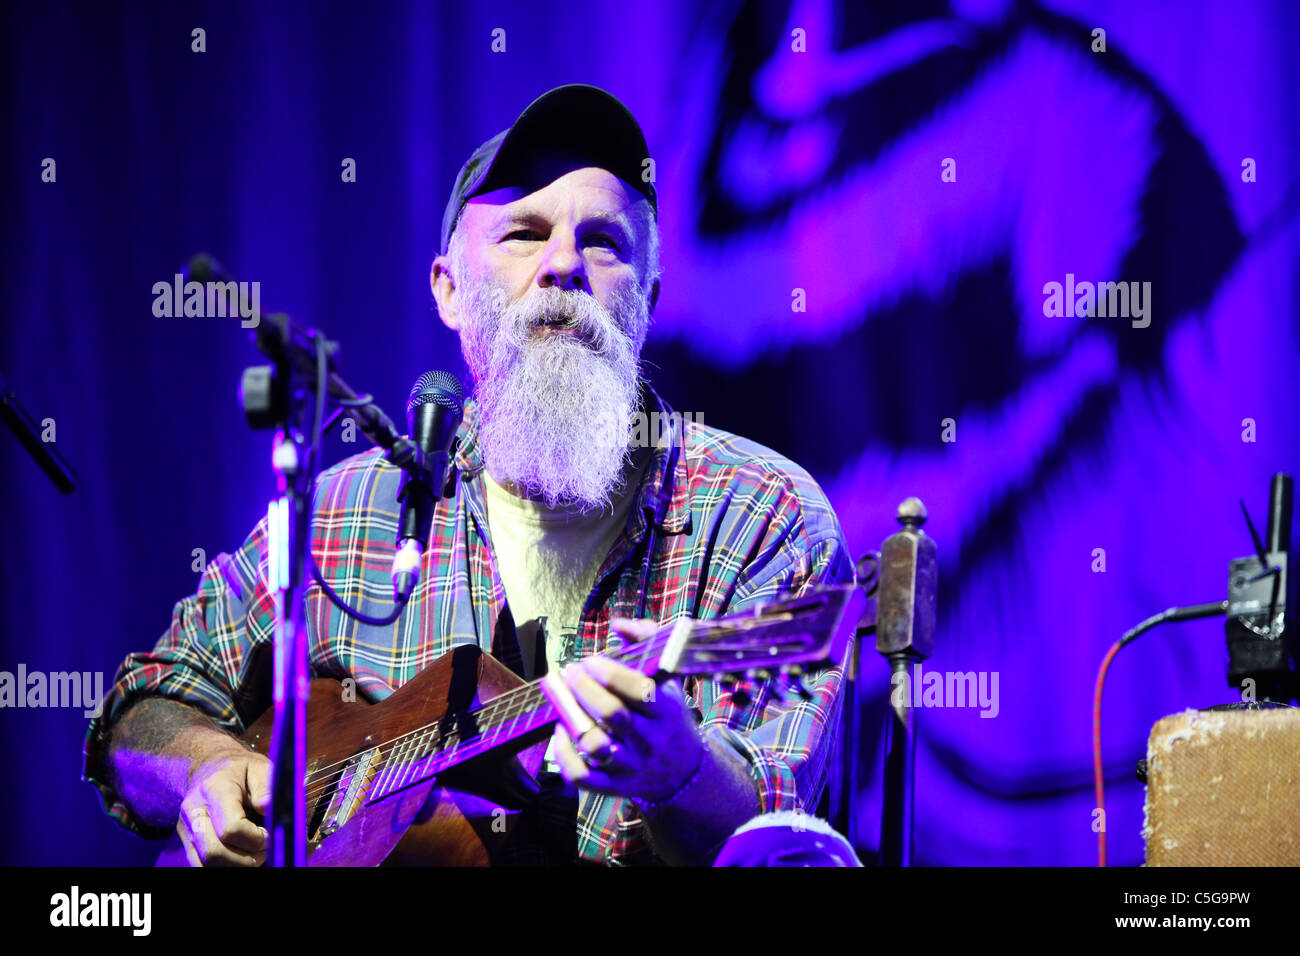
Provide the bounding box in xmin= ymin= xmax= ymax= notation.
xmin=157 ymin=645 xmax=552 ymax=866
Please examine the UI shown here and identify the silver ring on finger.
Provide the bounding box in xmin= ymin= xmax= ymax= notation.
xmin=583 ymin=741 xmax=621 ymax=769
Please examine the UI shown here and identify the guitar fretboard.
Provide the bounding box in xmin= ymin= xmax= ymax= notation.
xmin=366 ymin=630 xmax=667 ymax=802
xmin=360 ymin=587 xmax=854 ymax=803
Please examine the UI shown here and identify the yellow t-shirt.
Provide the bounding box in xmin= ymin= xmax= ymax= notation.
xmin=482 ymin=450 xmax=650 ymax=680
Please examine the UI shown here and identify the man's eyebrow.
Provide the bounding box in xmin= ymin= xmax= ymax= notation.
xmin=578 ymin=210 xmax=632 ymax=230
xmin=494 ymin=206 xmax=548 ymax=228
xmin=492 ymin=207 xmax=633 ymax=233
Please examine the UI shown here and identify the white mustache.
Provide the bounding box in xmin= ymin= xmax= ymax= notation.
xmin=495 ymin=286 xmax=623 ymax=356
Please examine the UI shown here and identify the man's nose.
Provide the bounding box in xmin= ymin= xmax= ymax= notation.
xmin=537 ymin=233 xmax=587 ymax=292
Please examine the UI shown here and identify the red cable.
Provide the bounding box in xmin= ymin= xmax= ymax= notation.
xmin=1092 ymin=637 xmax=1124 ymax=868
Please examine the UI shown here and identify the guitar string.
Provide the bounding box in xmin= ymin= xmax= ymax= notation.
xmin=297 ymin=605 xmax=817 ymax=810
xmin=300 ymin=632 xmax=664 ymax=808
xmin=301 ymin=629 xmax=665 ymax=797
xmin=304 ymin=631 xmax=664 ymax=806
xmin=298 ymin=609 xmax=810 ymax=807
xmin=297 ymin=629 xmax=669 ymax=807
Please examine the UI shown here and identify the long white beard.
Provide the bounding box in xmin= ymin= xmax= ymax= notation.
xmin=455 ymin=264 xmax=650 ymax=512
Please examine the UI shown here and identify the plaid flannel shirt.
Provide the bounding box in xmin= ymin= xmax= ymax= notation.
xmin=83 ymin=385 xmax=854 ymax=864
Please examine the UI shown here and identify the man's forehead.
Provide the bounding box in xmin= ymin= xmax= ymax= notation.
xmin=464 ymin=164 xmax=641 ymax=225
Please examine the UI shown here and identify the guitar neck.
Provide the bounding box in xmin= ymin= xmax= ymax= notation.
xmin=366 ymin=626 xmax=675 ymax=802
xmin=364 ymin=585 xmax=862 ymax=804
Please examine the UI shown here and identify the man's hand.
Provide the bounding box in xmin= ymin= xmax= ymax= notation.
xmin=549 ymin=618 xmax=706 ymax=802
xmin=549 ymin=617 xmax=764 ymax=864
xmin=106 ymin=696 xmax=276 ymax=863
xmin=176 ymin=748 xmax=270 ymax=867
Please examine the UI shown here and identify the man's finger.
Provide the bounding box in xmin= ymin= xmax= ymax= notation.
xmin=177 ymin=819 xmax=202 ymax=868
xmin=565 ymin=666 xmax=657 ymax=754
xmin=246 ymin=759 xmax=271 ymax=816
xmin=551 ymin=726 xmax=618 ymax=794
xmin=610 ymin=617 xmax=659 ymax=644
xmin=563 ymin=664 xmax=629 ymax=731
xmin=184 ymin=805 xmax=226 ymax=865
xmin=578 ymin=656 xmax=659 ymax=713
xmin=186 ymin=800 xmax=262 ymax=866
xmin=205 ymin=777 xmax=269 ymax=853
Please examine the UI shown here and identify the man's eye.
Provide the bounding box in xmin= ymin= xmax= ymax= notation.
xmin=587 ymin=235 xmax=621 ymax=252
xmin=504 ymin=230 xmax=542 ymax=241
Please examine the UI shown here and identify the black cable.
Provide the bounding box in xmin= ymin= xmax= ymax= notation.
xmin=308 ymin=330 xmax=326 ymax=485
xmin=309 ymin=551 xmax=408 ymax=626
xmin=1118 ymin=600 xmax=1230 ymax=647
xmin=301 ymin=335 xmax=409 ymax=627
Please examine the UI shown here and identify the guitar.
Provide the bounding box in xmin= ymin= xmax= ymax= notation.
xmin=155 ymin=584 xmax=865 ymax=866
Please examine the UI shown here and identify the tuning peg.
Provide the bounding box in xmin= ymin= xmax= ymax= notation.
xmin=748 ymin=668 xmax=774 ymax=682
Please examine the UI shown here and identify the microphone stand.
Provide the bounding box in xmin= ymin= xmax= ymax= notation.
xmin=191 ymin=254 xmax=426 ymax=866
xmin=266 ymin=419 xmax=310 ymax=867
xmin=242 ymin=306 xmax=337 ymax=868
xmin=0 ymin=372 xmax=80 ymax=494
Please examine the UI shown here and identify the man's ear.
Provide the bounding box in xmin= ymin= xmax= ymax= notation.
xmin=430 ymin=254 xmax=461 ymax=331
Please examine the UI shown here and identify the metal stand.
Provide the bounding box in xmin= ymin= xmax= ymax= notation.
xmin=240 ymin=319 xmax=319 ymax=868
xmin=266 ymin=431 xmax=311 ymax=867
xmin=879 ymin=651 xmax=919 ymax=866
xmin=829 ymin=497 xmax=936 ymax=865
xmin=874 ymin=498 xmax=936 ymax=866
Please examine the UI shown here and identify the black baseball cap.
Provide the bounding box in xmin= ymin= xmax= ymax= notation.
xmin=439 ymin=84 xmax=657 ymax=254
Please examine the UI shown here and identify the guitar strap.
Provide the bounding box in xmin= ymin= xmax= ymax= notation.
xmin=634 ymin=397 xmax=682 ymax=620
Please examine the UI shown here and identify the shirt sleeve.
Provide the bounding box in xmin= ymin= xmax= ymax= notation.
xmin=691 ymin=480 xmax=856 ymax=818
xmin=81 ymin=516 xmax=276 ymax=838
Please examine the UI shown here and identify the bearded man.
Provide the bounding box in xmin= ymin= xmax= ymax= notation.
xmin=83 ymin=85 xmax=854 ymax=867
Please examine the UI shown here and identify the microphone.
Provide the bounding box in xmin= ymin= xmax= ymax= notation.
xmin=391 ymin=371 xmax=464 ymax=604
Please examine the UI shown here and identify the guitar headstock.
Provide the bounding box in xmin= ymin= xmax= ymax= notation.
xmin=611 ymin=584 xmax=865 ymax=681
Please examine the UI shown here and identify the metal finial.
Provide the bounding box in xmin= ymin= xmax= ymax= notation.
xmin=896 ymin=497 xmax=928 ymax=528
